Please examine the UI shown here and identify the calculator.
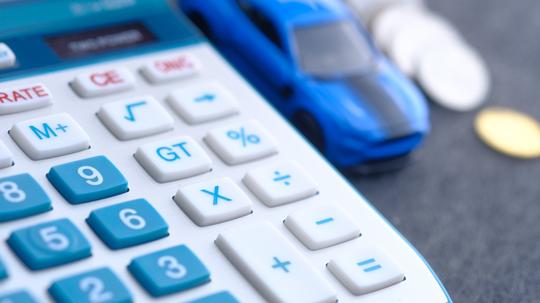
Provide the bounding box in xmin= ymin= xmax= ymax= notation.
xmin=0 ymin=1 xmax=451 ymax=302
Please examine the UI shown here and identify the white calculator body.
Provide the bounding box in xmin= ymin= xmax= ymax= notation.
xmin=0 ymin=1 xmax=451 ymax=302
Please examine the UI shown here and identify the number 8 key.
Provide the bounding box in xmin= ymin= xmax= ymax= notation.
xmin=0 ymin=174 xmax=52 ymax=222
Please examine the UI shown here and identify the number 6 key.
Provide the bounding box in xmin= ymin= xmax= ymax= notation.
xmin=87 ymin=199 xmax=169 ymax=249
xmin=47 ymin=156 xmax=128 ymax=204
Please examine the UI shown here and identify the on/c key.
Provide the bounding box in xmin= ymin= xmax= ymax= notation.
xmin=215 ymin=222 xmax=337 ymax=303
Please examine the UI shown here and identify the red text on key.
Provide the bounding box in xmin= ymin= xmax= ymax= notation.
xmin=154 ymin=57 xmax=194 ymax=73
xmin=90 ymin=70 xmax=124 ymax=87
xmin=0 ymin=85 xmax=50 ymax=104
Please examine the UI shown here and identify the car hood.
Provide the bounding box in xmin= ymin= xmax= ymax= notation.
xmin=310 ymin=68 xmax=428 ymax=141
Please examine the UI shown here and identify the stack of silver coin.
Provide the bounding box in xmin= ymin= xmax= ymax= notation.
xmin=346 ymin=0 xmax=491 ymax=112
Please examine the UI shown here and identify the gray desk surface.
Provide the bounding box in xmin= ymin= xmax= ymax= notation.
xmin=350 ymin=1 xmax=540 ymax=302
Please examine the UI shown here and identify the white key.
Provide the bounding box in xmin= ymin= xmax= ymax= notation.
xmin=284 ymin=204 xmax=361 ymax=250
xmin=0 ymin=83 xmax=52 ymax=115
xmin=141 ymin=53 xmax=200 ymax=84
xmin=134 ymin=136 xmax=211 ymax=183
xmin=10 ymin=113 xmax=90 ymax=160
xmin=0 ymin=140 xmax=13 ymax=168
xmin=328 ymin=247 xmax=405 ymax=295
xmin=98 ymin=96 xmax=174 ymax=140
xmin=71 ymin=67 xmax=135 ymax=98
xmin=0 ymin=43 xmax=16 ymax=69
xmin=206 ymin=120 xmax=278 ymax=165
xmin=174 ymin=178 xmax=252 ymax=226
xmin=243 ymin=161 xmax=318 ymax=207
xmin=168 ymin=82 xmax=239 ymax=124
xmin=216 ymin=222 xmax=337 ymax=303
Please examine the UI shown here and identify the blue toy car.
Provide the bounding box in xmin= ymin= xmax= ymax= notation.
xmin=180 ymin=0 xmax=429 ymax=173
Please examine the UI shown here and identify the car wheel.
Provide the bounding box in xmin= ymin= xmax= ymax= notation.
xmin=187 ymin=12 xmax=213 ymax=39
xmin=291 ymin=110 xmax=325 ymax=151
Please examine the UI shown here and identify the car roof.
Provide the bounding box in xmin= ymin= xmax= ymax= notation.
xmin=242 ymin=0 xmax=350 ymax=27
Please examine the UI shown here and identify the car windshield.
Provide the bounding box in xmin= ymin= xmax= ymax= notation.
xmin=293 ymin=20 xmax=374 ymax=78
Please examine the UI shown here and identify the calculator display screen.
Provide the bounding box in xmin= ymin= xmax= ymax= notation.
xmin=46 ymin=22 xmax=156 ymax=59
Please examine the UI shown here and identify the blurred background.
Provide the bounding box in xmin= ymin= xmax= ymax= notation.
xmin=353 ymin=0 xmax=540 ymax=302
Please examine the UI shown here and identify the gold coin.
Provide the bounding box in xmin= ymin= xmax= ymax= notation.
xmin=475 ymin=107 xmax=540 ymax=158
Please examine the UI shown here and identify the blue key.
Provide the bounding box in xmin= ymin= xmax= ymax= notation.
xmin=0 ymin=173 xmax=52 ymax=222
xmin=7 ymin=218 xmax=92 ymax=270
xmin=0 ymin=290 xmax=38 ymax=303
xmin=187 ymin=291 xmax=240 ymax=303
xmin=47 ymin=156 xmax=128 ymax=204
xmin=0 ymin=255 xmax=7 ymax=280
xmin=128 ymin=245 xmax=210 ymax=297
xmin=87 ymin=199 xmax=169 ymax=249
xmin=49 ymin=267 xmax=132 ymax=303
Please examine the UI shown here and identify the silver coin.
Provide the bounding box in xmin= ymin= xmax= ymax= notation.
xmin=388 ymin=13 xmax=462 ymax=76
xmin=346 ymin=0 xmax=424 ymax=26
xmin=417 ymin=45 xmax=490 ymax=111
xmin=371 ymin=4 xmax=426 ymax=51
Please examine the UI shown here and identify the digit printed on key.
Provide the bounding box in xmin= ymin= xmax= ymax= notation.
xmin=49 ymin=267 xmax=132 ymax=303
xmin=48 ymin=156 xmax=128 ymax=204
xmin=0 ymin=174 xmax=52 ymax=222
xmin=87 ymin=199 xmax=168 ymax=249
xmin=128 ymin=245 xmax=210 ymax=297
xmin=7 ymin=218 xmax=91 ymax=270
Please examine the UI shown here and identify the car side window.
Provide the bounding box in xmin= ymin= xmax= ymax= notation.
xmin=236 ymin=0 xmax=285 ymax=51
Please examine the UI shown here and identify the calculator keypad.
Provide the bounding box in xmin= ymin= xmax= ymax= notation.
xmin=10 ymin=113 xmax=90 ymax=160
xmin=205 ymin=120 xmax=278 ymax=165
xmin=48 ymin=267 xmax=132 ymax=303
xmin=0 ymin=173 xmax=52 ymax=222
xmin=87 ymin=199 xmax=169 ymax=249
xmin=168 ymin=82 xmax=239 ymax=124
xmin=174 ymin=177 xmax=253 ymax=226
xmin=7 ymin=218 xmax=92 ymax=270
xmin=98 ymin=96 xmax=174 ymax=140
xmin=128 ymin=245 xmax=210 ymax=297
xmin=0 ymin=46 xmax=443 ymax=302
xmin=134 ymin=136 xmax=212 ymax=183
